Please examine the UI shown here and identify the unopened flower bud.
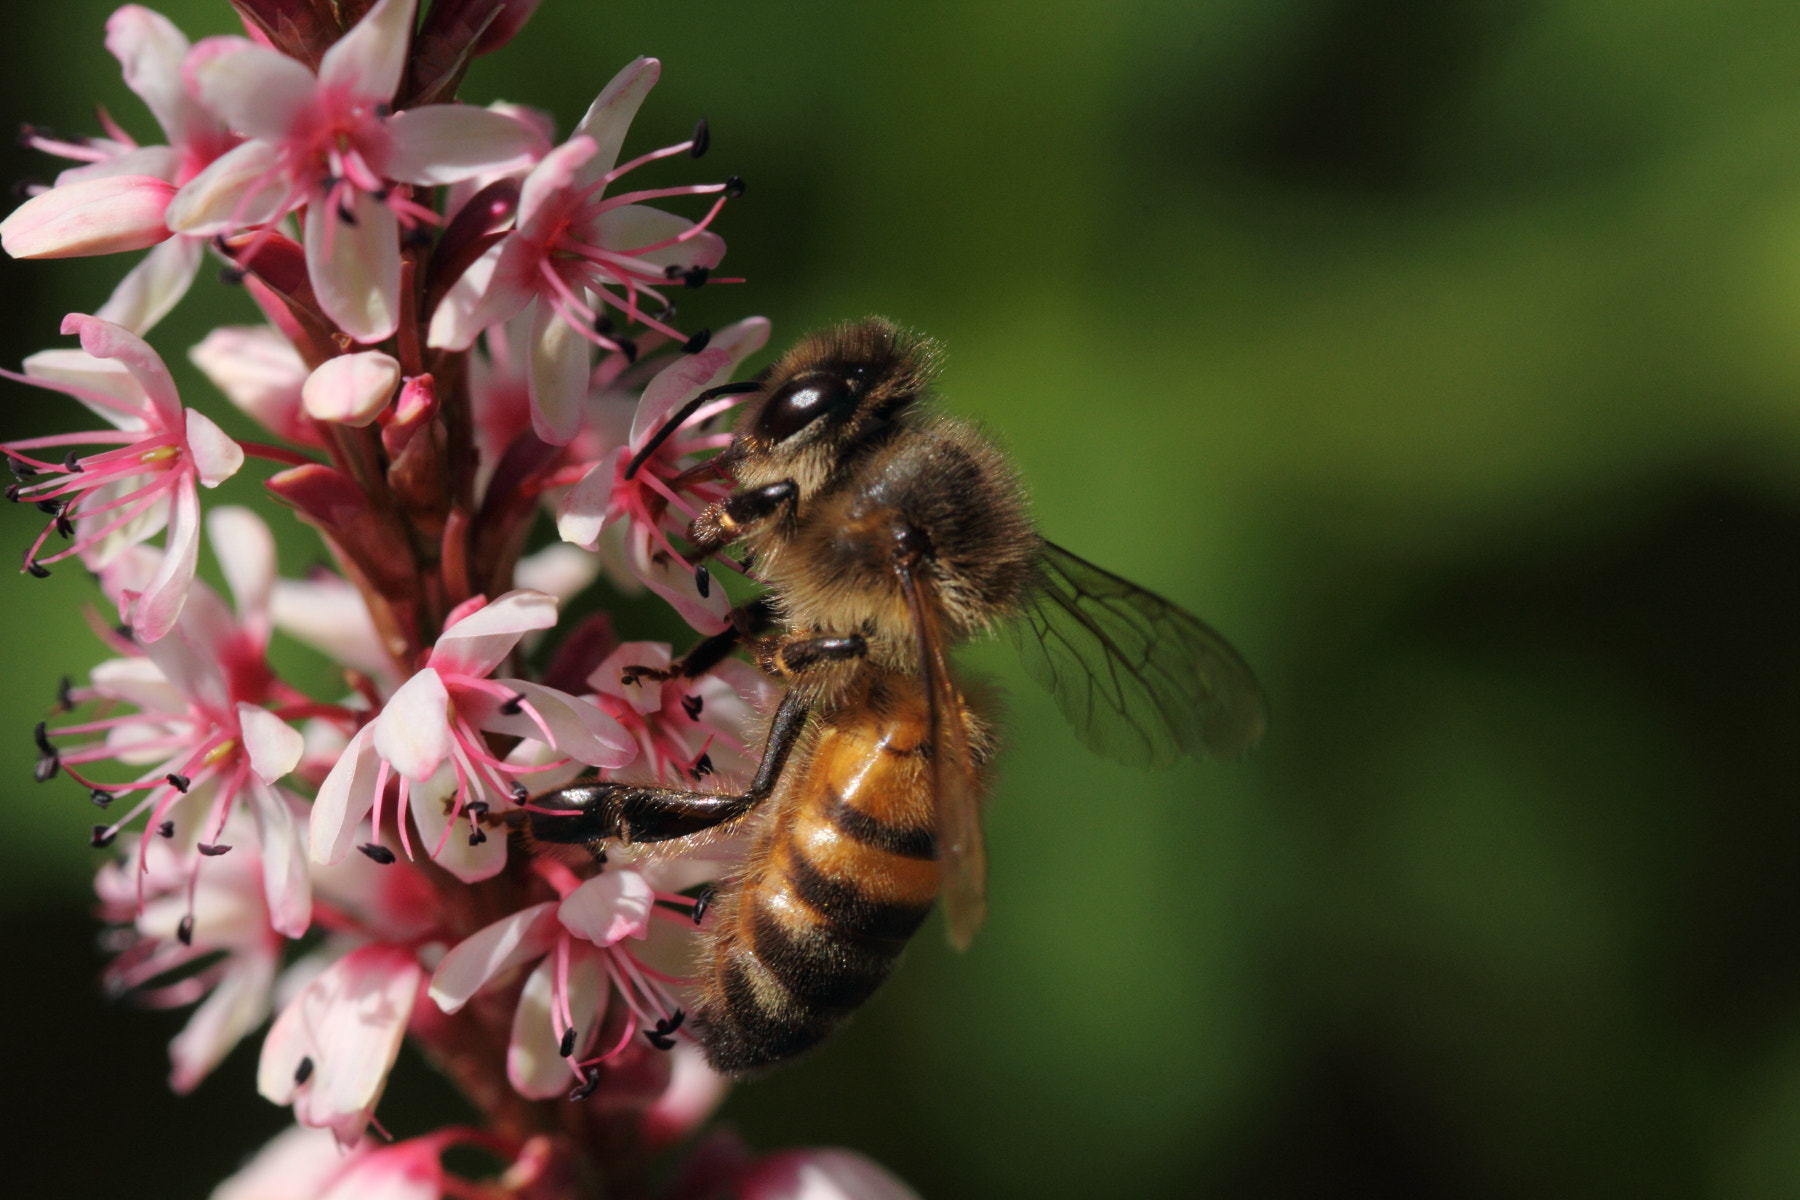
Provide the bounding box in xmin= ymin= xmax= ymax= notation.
xmin=302 ymin=351 xmax=401 ymax=426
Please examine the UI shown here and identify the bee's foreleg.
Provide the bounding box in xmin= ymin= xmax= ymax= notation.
xmin=686 ymin=479 xmax=799 ymax=562
xmin=772 ymin=632 xmax=868 ymax=676
xmin=619 ymin=598 xmax=777 ymax=686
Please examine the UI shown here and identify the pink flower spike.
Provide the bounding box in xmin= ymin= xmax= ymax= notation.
xmin=258 ymin=943 xmax=422 ymax=1147
xmin=0 ymin=174 xmax=176 ymax=258
xmin=302 ymin=351 xmax=402 ymax=426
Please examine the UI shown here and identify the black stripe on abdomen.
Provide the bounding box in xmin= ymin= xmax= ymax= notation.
xmin=785 ymin=850 xmax=933 ymax=940
xmin=824 ymin=787 xmax=936 ymax=859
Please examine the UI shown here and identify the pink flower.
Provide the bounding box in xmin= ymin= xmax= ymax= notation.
xmin=556 ymin=316 xmax=769 ymax=631
xmin=585 ymin=640 xmax=776 ymax=787
xmin=2 ymin=6 xmax=239 ymax=332
xmin=428 ymin=57 xmax=735 ymax=444
xmin=166 ymin=0 xmax=546 ymax=342
xmin=2 ymin=314 xmax=242 ymax=640
xmin=309 ymin=590 xmax=635 ymax=882
xmin=52 ymin=508 xmax=318 ymax=937
xmin=258 ymin=943 xmax=423 ymax=1146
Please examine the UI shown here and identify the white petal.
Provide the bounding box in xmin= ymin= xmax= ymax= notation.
xmin=424 ymin=239 xmax=504 ymax=350
xmin=469 ymin=679 xmax=636 ymax=768
xmin=374 ymin=669 xmax=452 ymax=782
xmin=427 ymin=901 xmax=558 ymax=1013
xmin=133 ymin=477 xmax=202 ymax=641
xmin=552 ymin=455 xmax=617 ymax=551
xmin=186 ymin=407 xmax=245 ymax=486
xmin=240 ymin=703 xmax=305 ymax=783
xmin=0 ymin=174 xmax=175 ymax=258
xmin=383 ymin=105 xmax=546 ymax=185
xmin=513 ymin=543 xmax=600 ymax=603
xmin=170 ymin=952 xmax=277 ymax=1094
xmin=305 ymin=194 xmax=401 ymax=343
xmin=96 ymin=234 xmax=204 ymax=334
xmin=627 ymin=521 xmax=729 ymax=634
xmin=209 ymin=1126 xmax=354 ymax=1200
xmin=63 ymin=313 xmax=180 ymax=425
xmin=318 ymin=0 xmax=416 ymax=105
xmin=558 ymin=869 xmax=653 ymax=947
xmin=590 ymin=641 xmax=670 ymax=712
xmin=272 ymin=577 xmax=393 ymax=682
xmin=106 ymin=5 xmax=222 ymax=151
xmin=302 ymin=350 xmax=401 ymax=426
xmin=429 ymin=589 xmax=558 ymax=678
xmin=591 ymin=203 xmax=726 ymax=272
xmin=407 ymin=764 xmax=507 ymax=882
xmin=526 ymin=293 xmax=591 ymax=445
xmin=642 ymin=1041 xmax=729 ymax=1146
xmin=309 ymin=724 xmax=381 ymax=864
xmin=22 ymin=347 xmax=149 ymax=431
xmin=53 ymin=144 xmax=181 ymax=187
xmin=165 ymin=140 xmax=289 ymax=235
xmin=90 ymin=655 xmax=182 ymax=714
xmin=257 ymin=944 xmax=421 ymax=1147
xmin=507 ymin=952 xmax=606 ymax=1099
xmin=207 ymin=505 xmax=275 ymax=622
xmin=188 ymin=40 xmax=319 ymax=141
xmin=571 ymin=57 xmax=661 ymax=184
xmin=247 ymin=780 xmax=313 ymax=938
xmin=189 ymin=324 xmax=314 ymax=442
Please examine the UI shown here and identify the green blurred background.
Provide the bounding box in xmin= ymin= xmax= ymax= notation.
xmin=7 ymin=1 xmax=1800 ymax=1196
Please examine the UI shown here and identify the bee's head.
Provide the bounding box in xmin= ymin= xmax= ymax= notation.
xmin=726 ymin=317 xmax=939 ymax=497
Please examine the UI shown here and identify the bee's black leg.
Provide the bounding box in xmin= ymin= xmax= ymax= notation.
xmin=686 ymin=480 xmax=798 ymax=562
xmin=619 ymin=598 xmax=777 ymax=687
xmin=773 ymin=632 xmax=868 ymax=676
xmin=528 ymin=687 xmax=811 ymax=845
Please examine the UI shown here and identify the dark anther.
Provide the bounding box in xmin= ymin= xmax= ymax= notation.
xmin=9 ymin=456 xmax=37 ymax=480
xmin=294 ymin=1056 xmax=315 ymax=1085
xmin=114 ymin=624 xmax=133 ymax=642
xmin=25 ymin=559 xmax=51 ymax=579
xmin=466 ymin=800 xmax=490 ymax=818
xmin=4 ymin=484 xmax=20 ymax=502
xmin=499 ymin=691 xmax=526 ymax=716
xmin=219 ymin=266 xmax=246 ymax=285
xmin=197 ymin=843 xmax=232 ymax=856
xmin=690 ymin=886 xmax=715 ymax=925
xmin=467 ymin=827 xmax=488 ymax=847
xmin=664 ymin=263 xmax=685 ymax=281
xmin=166 ymin=773 xmax=191 ymax=793
xmin=645 ymin=1029 xmax=677 ymax=1051
xmin=681 ymin=266 xmax=710 ymax=289
xmin=374 ymin=102 xmax=392 ymax=118
xmin=662 ymin=1008 xmax=685 ymax=1034
xmin=646 ymin=1009 xmax=686 ymax=1047
xmin=615 ymin=337 xmax=638 ymax=363
xmin=690 ymin=118 xmax=710 ymax=158
xmin=338 ymin=203 xmax=357 ymax=226
xmin=568 ymin=1071 xmax=600 ymax=1101
xmin=593 ymin=311 xmax=614 ymax=336
xmin=690 ymin=752 xmax=714 ymax=780
xmin=157 ymin=820 xmax=174 ymax=838
xmin=55 ymin=514 xmax=74 ymax=539
xmin=558 ymin=1026 xmax=577 ymax=1057
xmin=683 ymin=327 xmax=712 ymax=354
xmin=724 ymin=175 xmax=746 ymax=198
xmin=680 ymin=693 xmax=703 ymax=721
xmin=34 ymin=721 xmax=55 ymax=756
xmin=62 ymin=451 xmax=82 ymax=473
xmin=90 ymin=825 xmax=116 ymax=849
xmin=404 ymin=225 xmax=433 ymax=249
xmin=358 ymin=843 xmax=396 ymax=865
xmin=35 ymin=497 xmax=62 ymax=515
xmin=510 ymin=781 xmax=529 ymax=803
xmin=177 ymin=914 xmax=195 ymax=945
xmin=694 ymin=563 xmax=711 ymax=599
xmin=89 ymin=789 xmax=111 ymax=809
xmin=34 ymin=753 xmax=59 ymax=783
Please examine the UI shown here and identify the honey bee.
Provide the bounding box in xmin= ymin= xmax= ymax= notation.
xmin=528 ymin=318 xmax=1267 ymax=1074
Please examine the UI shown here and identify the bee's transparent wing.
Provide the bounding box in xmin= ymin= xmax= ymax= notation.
xmin=1011 ymin=541 xmax=1269 ymax=768
xmin=900 ymin=564 xmax=986 ymax=951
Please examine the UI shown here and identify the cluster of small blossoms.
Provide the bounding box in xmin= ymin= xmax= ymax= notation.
xmin=4 ymin=3 xmax=920 ymax=1198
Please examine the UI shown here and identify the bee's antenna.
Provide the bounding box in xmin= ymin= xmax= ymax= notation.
xmin=623 ymin=381 xmax=762 ymax=480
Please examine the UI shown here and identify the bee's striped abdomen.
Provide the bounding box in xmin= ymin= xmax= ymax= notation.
xmin=695 ymin=692 xmax=943 ymax=1074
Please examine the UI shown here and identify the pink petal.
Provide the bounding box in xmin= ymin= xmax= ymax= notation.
xmin=21 ymin=347 xmax=150 ymax=432
xmin=187 ymin=38 xmax=319 ymax=141
xmin=317 ymin=1142 xmax=444 ymax=1200
xmin=552 ymin=453 xmax=619 ymax=551
xmin=590 ymin=203 xmax=725 ymax=273
xmin=169 ymin=951 xmax=277 ymax=1094
xmin=407 ymin=764 xmax=507 ymax=882
xmin=558 ymin=868 xmax=653 ymax=946
xmin=106 ymin=5 xmax=221 ymax=152
xmin=468 ymin=679 xmax=636 ymax=768
xmin=570 ymin=57 xmax=661 ymax=185
xmin=132 ymin=477 xmax=202 ymax=642
xmin=527 ymin=294 xmax=591 ymax=445
xmin=53 ymin=144 xmax=181 ymax=187
xmin=301 ymin=350 xmax=401 ymax=426
xmin=627 ymin=521 xmax=729 ymax=634
xmin=429 ymin=589 xmax=558 ymax=678
xmin=590 ymin=642 xmax=670 ymax=713
xmin=189 ymin=324 xmax=317 ymax=445
xmin=738 ymin=1151 xmax=924 ymax=1200
xmin=61 ymin=313 xmax=181 ymax=425
xmin=643 ymin=1042 xmax=729 ymax=1148
xmin=246 ymin=779 xmax=314 ymax=938
xmin=211 ymin=1126 xmax=357 ymax=1200
xmin=309 ymin=723 xmax=381 ymax=864
xmin=508 ymin=952 xmax=606 ymax=1099
xmin=318 ymin=0 xmax=416 ymax=105
xmin=90 ymin=655 xmax=184 ymax=715
xmin=424 ymin=239 xmax=505 ymax=350
xmin=627 ymin=316 xmax=770 ymax=450
xmin=513 ymin=543 xmax=601 ymax=602
xmin=0 ymin=174 xmax=175 ymax=258
xmin=164 ymin=139 xmax=288 ymax=235
xmin=96 ymin=234 xmax=204 ymax=334
xmin=272 ymin=577 xmax=392 ymax=682
xmin=305 ymin=193 xmax=401 ymax=343
xmin=186 ymin=407 xmax=246 ymax=486
xmin=257 ymin=944 xmax=421 ymax=1147
xmin=240 ymin=703 xmax=304 ymax=783
xmin=374 ymin=669 xmax=452 ymax=782
xmin=207 ymin=506 xmax=275 ymax=625
xmin=427 ymin=901 xmax=558 ymax=1013
xmin=516 ymin=135 xmax=596 ymax=228
xmin=383 ymin=105 xmax=546 ymax=186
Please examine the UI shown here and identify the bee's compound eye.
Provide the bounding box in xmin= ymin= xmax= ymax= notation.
xmin=754 ymin=372 xmax=854 ymax=442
